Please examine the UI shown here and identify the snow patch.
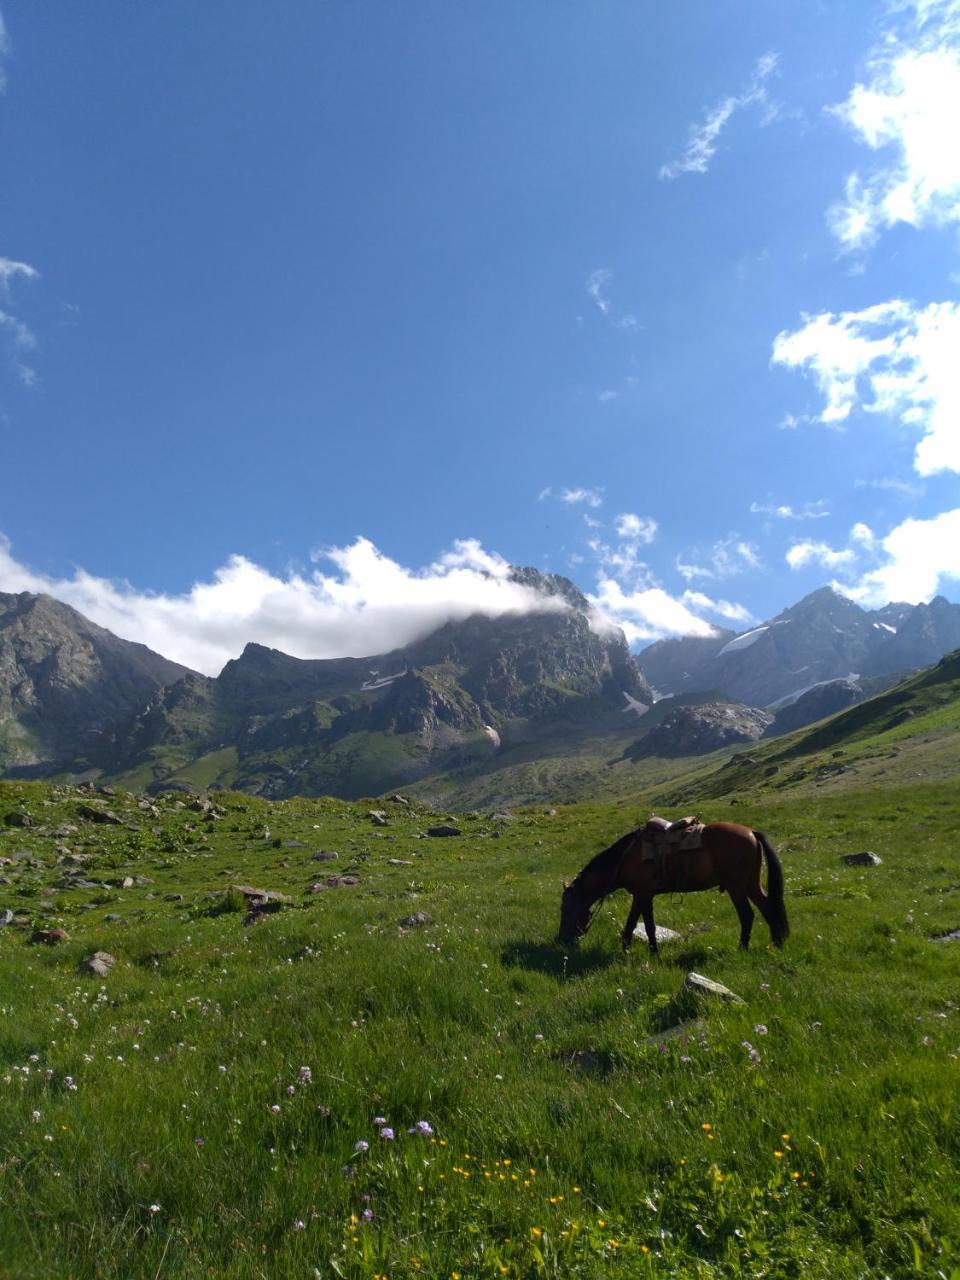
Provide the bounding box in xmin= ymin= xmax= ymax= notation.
xmin=483 ymin=725 xmax=501 ymax=749
xmin=873 ymin=622 xmax=897 ymax=634
xmin=717 ymin=626 xmax=768 ymax=657
xmin=766 ymin=674 xmax=860 ymax=711
xmin=622 ymin=692 xmax=650 ymax=717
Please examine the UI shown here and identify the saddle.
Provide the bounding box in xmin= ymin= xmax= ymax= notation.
xmin=640 ymin=814 xmax=704 ymax=861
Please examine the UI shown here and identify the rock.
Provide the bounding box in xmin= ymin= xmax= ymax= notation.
xmin=4 ymin=811 xmax=32 ymax=827
xmin=116 ymin=877 xmax=134 ymax=889
xmin=490 ymin=810 xmax=514 ymax=823
xmin=427 ymin=825 xmax=461 ymax=838
xmin=842 ymin=851 xmax=883 ymax=867
xmin=283 ymin=839 xmax=306 ymax=848
xmin=29 ymin=927 xmax=69 ymax=946
xmin=684 ymin=972 xmax=745 ymax=1004
xmin=629 ymin=703 xmax=774 ymax=759
xmin=0 ymin=908 xmax=14 ymax=927
xmin=76 ymin=804 xmax=123 ymax=825
xmin=399 ymin=911 xmax=431 ymax=928
xmin=232 ymin=885 xmax=293 ymax=903
xmin=633 ymin=924 xmax=682 ymax=944
xmin=312 ymin=851 xmax=339 ymax=862
xmin=163 ymin=893 xmax=183 ymax=902
xmin=933 ymin=929 xmax=960 ymax=943
xmin=368 ymin=810 xmax=389 ymax=826
xmin=104 ymin=913 xmax=126 ymax=923
xmin=387 ymin=858 xmax=413 ymax=866
xmin=79 ymin=950 xmax=116 ymax=977
xmin=389 ymin=794 xmax=409 ymax=805
xmin=325 ymin=875 xmax=360 ymax=888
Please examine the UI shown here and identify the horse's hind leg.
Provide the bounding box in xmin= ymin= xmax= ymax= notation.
xmin=730 ymin=890 xmax=755 ymax=950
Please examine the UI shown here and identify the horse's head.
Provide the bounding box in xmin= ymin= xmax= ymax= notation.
xmin=557 ymin=878 xmax=590 ymax=948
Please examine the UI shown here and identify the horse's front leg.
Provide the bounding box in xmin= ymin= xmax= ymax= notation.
xmin=641 ymin=897 xmax=659 ymax=957
xmin=621 ymin=895 xmax=643 ymax=951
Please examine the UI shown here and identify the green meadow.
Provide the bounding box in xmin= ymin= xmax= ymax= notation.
xmin=1 ymin=777 xmax=958 ymax=1279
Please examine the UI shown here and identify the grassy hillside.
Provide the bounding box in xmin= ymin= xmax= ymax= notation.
xmin=1 ymin=772 xmax=958 ymax=1278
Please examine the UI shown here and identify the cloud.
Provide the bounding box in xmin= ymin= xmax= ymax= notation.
xmin=588 ymin=578 xmax=720 ymax=643
xmin=676 ymin=537 xmax=762 ymax=580
xmin=839 ymin=506 xmax=960 ymax=604
xmin=680 ymin=590 xmax=754 ymax=625
xmin=0 ymin=253 xmax=40 ymax=386
xmin=659 ymin=51 xmax=780 ymax=179
xmin=772 ymin=298 xmax=960 ymax=475
xmin=750 ymin=500 xmax=829 ymax=520
xmin=0 ymin=534 xmax=576 ymax=676
xmin=614 ymin=512 xmax=658 ymax=543
xmin=785 ymin=540 xmax=856 ymax=570
xmin=828 ymin=3 xmax=960 ymax=248
xmin=0 ymin=11 xmax=8 ymax=92
xmin=586 ymin=269 xmax=612 ymax=316
xmin=559 ymin=487 xmax=603 ymax=508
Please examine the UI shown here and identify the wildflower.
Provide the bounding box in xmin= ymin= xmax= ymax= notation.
xmin=298 ymin=1066 xmax=312 ymax=1084
xmin=341 ymin=1165 xmax=356 ymax=1179
xmin=608 ymin=1239 xmax=620 ymax=1249
xmin=781 ymin=1134 xmax=791 ymax=1142
xmin=774 ymin=1150 xmax=783 ymax=1159
xmin=287 ymin=1085 xmax=296 ymax=1096
xmin=572 ymin=1185 xmax=582 ymax=1194
xmin=194 ymin=1138 xmax=205 ymax=1148
xmin=293 ymin=1219 xmax=306 ymax=1231
xmin=597 ymin=1218 xmax=605 ymax=1228
xmin=530 ymin=1227 xmax=542 ymax=1238
xmin=408 ymin=1120 xmax=434 ymax=1136
xmin=354 ymin=1140 xmax=370 ymax=1153
xmin=148 ymin=1204 xmax=161 ymax=1214
xmin=754 ymin=1024 xmax=768 ymax=1036
xmin=379 ymin=1127 xmax=395 ymax=1140
xmin=270 ymin=1105 xmax=281 ymax=1114
xmin=362 ymin=1208 xmax=374 ymax=1221
xmin=374 ymin=1115 xmax=387 ymax=1125
xmin=701 ymin=1123 xmax=712 ymax=1131
xmin=218 ymin=1065 xmax=227 ymax=1073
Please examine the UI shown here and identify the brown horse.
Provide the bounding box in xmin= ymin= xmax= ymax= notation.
xmin=558 ymin=822 xmax=788 ymax=954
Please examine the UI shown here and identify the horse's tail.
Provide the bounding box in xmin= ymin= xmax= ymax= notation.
xmin=754 ymin=830 xmax=790 ymax=945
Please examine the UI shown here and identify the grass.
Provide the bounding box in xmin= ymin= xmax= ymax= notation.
xmin=1 ymin=777 xmax=959 ymax=1278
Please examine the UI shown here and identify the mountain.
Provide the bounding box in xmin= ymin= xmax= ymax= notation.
xmin=0 ymin=592 xmax=194 ymax=772
xmin=93 ymin=569 xmax=652 ymax=798
xmin=627 ymin=701 xmax=773 ymax=758
xmin=640 ymin=587 xmax=960 ymax=708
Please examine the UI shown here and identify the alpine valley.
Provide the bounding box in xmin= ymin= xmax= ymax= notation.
xmin=1 ymin=576 xmax=959 ymax=805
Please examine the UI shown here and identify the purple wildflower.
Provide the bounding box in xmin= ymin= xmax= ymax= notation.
xmin=408 ymin=1120 xmax=434 ymax=1136
xmin=354 ymin=1139 xmax=369 ymax=1153
xmin=362 ymin=1208 xmax=374 ymax=1221
xmin=379 ymin=1127 xmax=395 ymax=1140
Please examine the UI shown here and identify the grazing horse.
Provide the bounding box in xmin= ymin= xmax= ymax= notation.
xmin=558 ymin=822 xmax=788 ymax=954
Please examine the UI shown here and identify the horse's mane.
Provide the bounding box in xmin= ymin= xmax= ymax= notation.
xmin=574 ymin=828 xmax=641 ymax=886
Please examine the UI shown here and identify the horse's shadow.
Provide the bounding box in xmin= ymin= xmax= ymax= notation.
xmin=500 ymin=939 xmax=616 ymax=978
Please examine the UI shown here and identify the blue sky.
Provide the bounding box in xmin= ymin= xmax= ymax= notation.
xmin=1 ymin=1 xmax=959 ymax=673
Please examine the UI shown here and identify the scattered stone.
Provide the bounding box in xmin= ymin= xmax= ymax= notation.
xmin=642 ymin=1019 xmax=705 ymax=1048
xmin=568 ymin=1050 xmax=603 ymax=1073
xmin=368 ymin=810 xmax=389 ymax=826
xmin=232 ymin=885 xmax=293 ymax=903
xmin=79 ymin=950 xmax=116 ymax=977
xmin=76 ymin=804 xmax=123 ymax=826
xmin=325 ymin=875 xmax=360 ymax=888
xmin=389 ymin=794 xmax=409 ymax=805
xmin=399 ymin=911 xmax=431 ymax=928
xmin=0 ymin=908 xmax=14 ymax=927
xmin=116 ymin=877 xmax=135 ymax=889
xmin=283 ymin=839 xmax=306 ymax=848
xmin=684 ymin=972 xmax=745 ymax=1004
xmin=4 ymin=811 xmax=32 ymax=827
xmin=632 ymin=924 xmax=682 ymax=944
xmin=163 ymin=893 xmax=184 ymax=902
xmin=490 ymin=810 xmax=514 ymax=823
xmin=312 ymin=851 xmax=339 ymax=862
xmin=933 ymin=929 xmax=960 ymax=943
xmin=104 ymin=914 xmax=126 ymax=923
xmin=427 ymin=825 xmax=461 ymax=838
xmin=842 ymin=851 xmax=883 ymax=867
xmin=29 ymin=927 xmax=69 ymax=946
xmin=388 ymin=858 xmax=413 ymax=866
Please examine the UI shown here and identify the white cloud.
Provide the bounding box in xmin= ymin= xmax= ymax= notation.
xmin=772 ymin=298 xmax=960 ymax=475
xmin=676 ymin=536 xmax=762 ymax=580
xmin=828 ymin=3 xmax=960 ymax=248
xmin=680 ymin=590 xmax=754 ymax=625
xmin=586 ymin=268 xmax=612 ymax=316
xmin=785 ymin=540 xmax=856 ymax=570
xmin=559 ymin=487 xmax=603 ymax=508
xmin=0 ymin=11 xmax=8 ymax=92
xmin=614 ymin=512 xmax=658 ymax=543
xmin=839 ymin=506 xmax=960 ymax=604
xmin=750 ymin=500 xmax=829 ymax=520
xmin=588 ymin=577 xmax=719 ymax=643
xmin=0 ymin=258 xmax=38 ymax=293
xmin=0 ymin=307 xmax=38 ymax=386
xmin=659 ymin=51 xmax=780 ymax=179
xmin=0 ymin=534 xmax=575 ymax=676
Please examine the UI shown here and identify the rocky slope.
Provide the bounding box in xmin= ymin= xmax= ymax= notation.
xmin=640 ymin=587 xmax=960 ymax=707
xmin=627 ymin=701 xmax=773 ymax=759
xmin=95 ymin=569 xmax=653 ymax=798
xmin=0 ymin=592 xmax=193 ymax=771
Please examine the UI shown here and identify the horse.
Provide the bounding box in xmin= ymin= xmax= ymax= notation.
xmin=558 ymin=821 xmax=789 ymax=955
